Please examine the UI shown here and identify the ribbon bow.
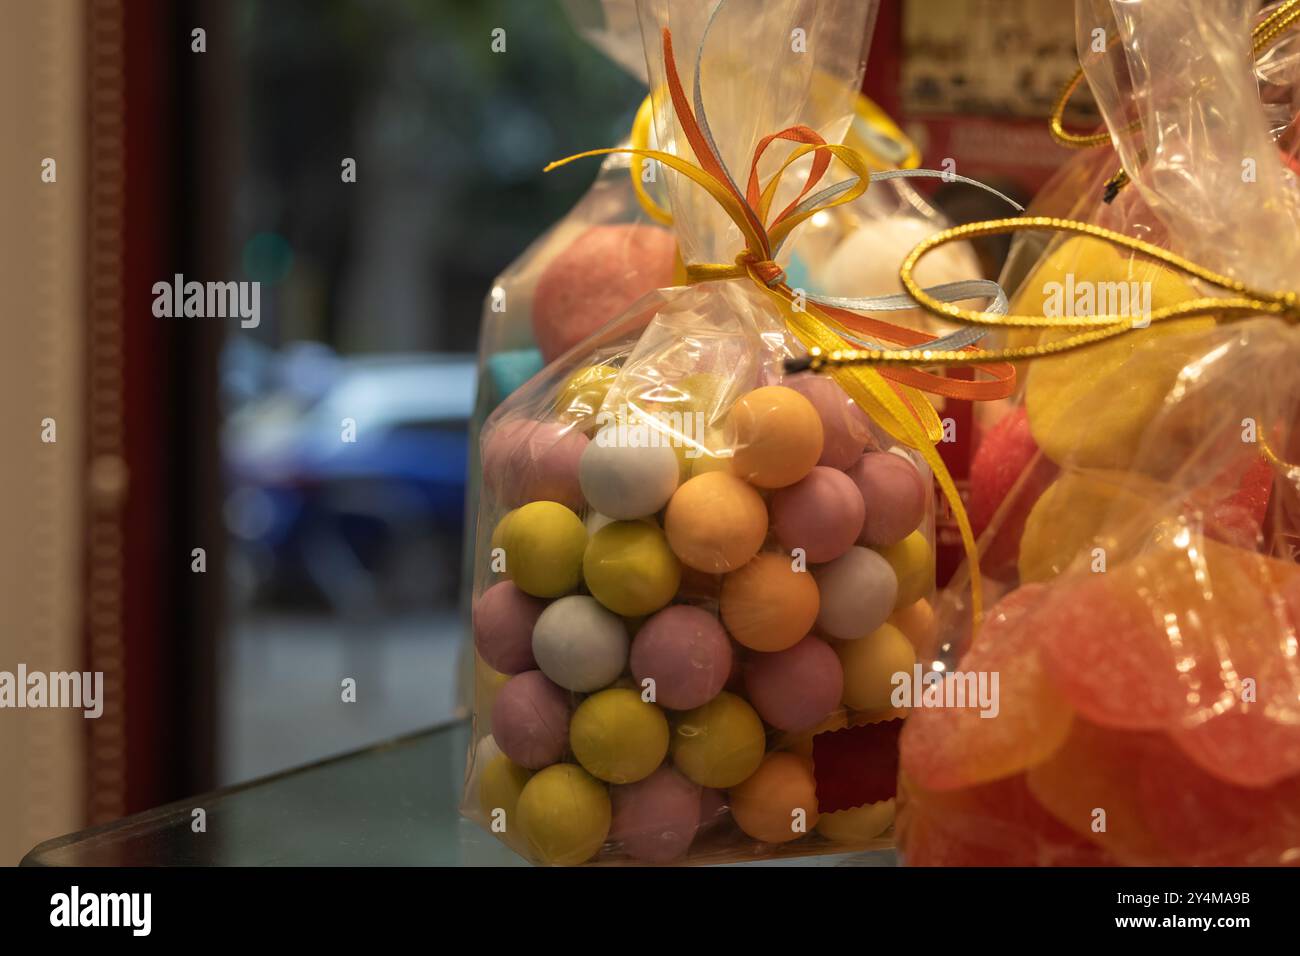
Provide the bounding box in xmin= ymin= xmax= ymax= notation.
xmin=547 ymin=23 xmax=1019 ymax=626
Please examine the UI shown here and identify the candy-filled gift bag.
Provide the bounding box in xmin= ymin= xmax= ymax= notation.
xmin=460 ymin=0 xmax=1014 ymax=866
xmin=897 ymin=0 xmax=1300 ymax=866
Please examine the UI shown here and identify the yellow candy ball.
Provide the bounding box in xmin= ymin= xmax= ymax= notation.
xmin=516 ymin=763 xmax=611 ymax=866
xmin=634 ymin=371 xmax=730 ymax=419
xmin=816 ymin=798 xmax=895 ymax=844
xmin=490 ymin=508 xmax=517 ymax=553
xmin=876 ymin=531 xmax=933 ymax=611
xmin=1018 ymin=469 xmax=1163 ymax=583
xmin=556 ymin=364 xmax=619 ymax=426
xmin=689 ymin=425 xmax=735 ymax=478
xmin=632 ymin=374 xmax=729 ymax=481
xmin=671 ymin=691 xmax=766 ymax=788
xmin=837 ymin=623 xmax=916 ymax=713
xmin=1020 ymin=236 xmax=1213 ymax=471
xmin=496 ymin=501 xmax=587 ymax=598
xmin=570 ymin=688 xmax=670 ymax=784
xmin=583 ymin=521 xmax=681 ymax=616
xmin=478 ymin=752 xmax=532 ymax=826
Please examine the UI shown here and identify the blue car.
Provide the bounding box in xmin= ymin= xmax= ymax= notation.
xmin=223 ymin=351 xmax=476 ymax=611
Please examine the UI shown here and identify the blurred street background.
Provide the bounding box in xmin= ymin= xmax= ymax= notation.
xmin=217 ymin=0 xmax=641 ymax=781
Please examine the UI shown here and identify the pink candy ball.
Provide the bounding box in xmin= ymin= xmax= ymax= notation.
xmin=743 ymin=636 xmax=843 ymax=732
xmin=491 ymin=671 xmax=571 ymax=769
xmin=483 ymin=418 xmax=588 ymax=511
xmin=610 ymin=766 xmax=703 ymax=863
xmin=770 ymin=466 xmax=866 ymax=563
xmin=630 ymin=605 xmax=732 ymax=710
xmin=786 ymin=374 xmax=874 ymax=470
xmin=532 ymin=224 xmax=677 ymax=361
xmin=848 ymin=451 xmax=927 ymax=547
xmin=473 ymin=581 xmax=544 ymax=674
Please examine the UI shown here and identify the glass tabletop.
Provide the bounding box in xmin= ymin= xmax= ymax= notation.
xmin=22 ymin=721 xmax=897 ymax=867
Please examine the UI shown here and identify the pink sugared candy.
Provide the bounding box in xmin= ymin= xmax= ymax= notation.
xmin=848 ymin=452 xmax=926 ymax=548
xmin=482 ymin=418 xmax=588 ymax=511
xmin=630 ymin=605 xmax=733 ymax=710
xmin=531 ymin=224 xmax=677 ymax=361
xmin=473 ymin=581 xmax=544 ymax=674
xmin=491 ymin=670 xmax=571 ymax=770
xmin=770 ymin=466 xmax=866 ymax=564
xmin=744 ymin=635 xmax=843 ymax=732
xmin=785 ymin=373 xmax=874 ymax=470
xmin=610 ymin=766 xmax=703 ymax=863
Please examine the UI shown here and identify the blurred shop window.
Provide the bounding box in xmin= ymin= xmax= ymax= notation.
xmin=215 ymin=0 xmax=641 ymax=783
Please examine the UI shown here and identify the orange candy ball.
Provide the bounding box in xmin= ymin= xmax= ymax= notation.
xmin=664 ymin=472 xmax=768 ymax=573
xmin=729 ymin=752 xmax=820 ymax=844
xmin=728 ymin=386 xmax=824 ymax=489
xmin=889 ymin=597 xmax=937 ymax=655
xmin=720 ymin=553 xmax=820 ymax=652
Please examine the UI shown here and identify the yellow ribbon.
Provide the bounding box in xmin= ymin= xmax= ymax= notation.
xmin=628 ymin=91 xmax=921 ymax=225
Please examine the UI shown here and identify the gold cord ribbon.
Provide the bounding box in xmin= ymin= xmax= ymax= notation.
xmin=1048 ymin=0 xmax=1300 ymax=199
xmin=800 ymin=216 xmax=1300 ymax=375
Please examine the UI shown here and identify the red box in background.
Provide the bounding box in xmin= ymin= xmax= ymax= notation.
xmin=863 ymin=0 xmax=1093 ymax=586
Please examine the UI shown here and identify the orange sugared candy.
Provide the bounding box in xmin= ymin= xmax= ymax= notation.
xmin=899 ymin=584 xmax=1073 ymax=792
xmin=719 ymin=553 xmax=819 ymax=652
xmin=899 ymin=772 xmax=1112 ymax=866
xmin=728 ymin=386 xmax=823 ymax=489
xmin=729 ymin=752 xmax=820 ymax=844
xmin=1025 ymin=720 xmax=1168 ymax=865
xmin=1038 ymin=535 xmax=1300 ymax=786
xmin=664 ymin=471 xmax=768 ymax=573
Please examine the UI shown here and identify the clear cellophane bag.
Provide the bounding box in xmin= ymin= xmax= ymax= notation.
xmin=459 ymin=0 xmax=969 ymax=866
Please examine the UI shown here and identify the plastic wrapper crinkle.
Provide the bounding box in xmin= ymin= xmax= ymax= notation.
xmin=901 ymin=0 xmax=1300 ymax=866
xmin=460 ymin=0 xmax=953 ymax=866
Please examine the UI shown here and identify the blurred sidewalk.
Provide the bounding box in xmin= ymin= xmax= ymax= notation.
xmin=218 ymin=609 xmax=462 ymax=785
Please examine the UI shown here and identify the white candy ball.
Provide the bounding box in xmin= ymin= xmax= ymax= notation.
xmin=814 ymin=546 xmax=898 ymax=641
xmin=816 ymin=216 xmax=982 ymax=333
xmin=532 ymin=595 xmax=629 ymax=692
xmin=579 ymin=427 xmax=680 ymax=519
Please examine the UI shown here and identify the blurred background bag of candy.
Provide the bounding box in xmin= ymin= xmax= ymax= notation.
xmin=456 ymin=0 xmax=1011 ymax=866
xmin=900 ymin=0 xmax=1300 ymax=866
